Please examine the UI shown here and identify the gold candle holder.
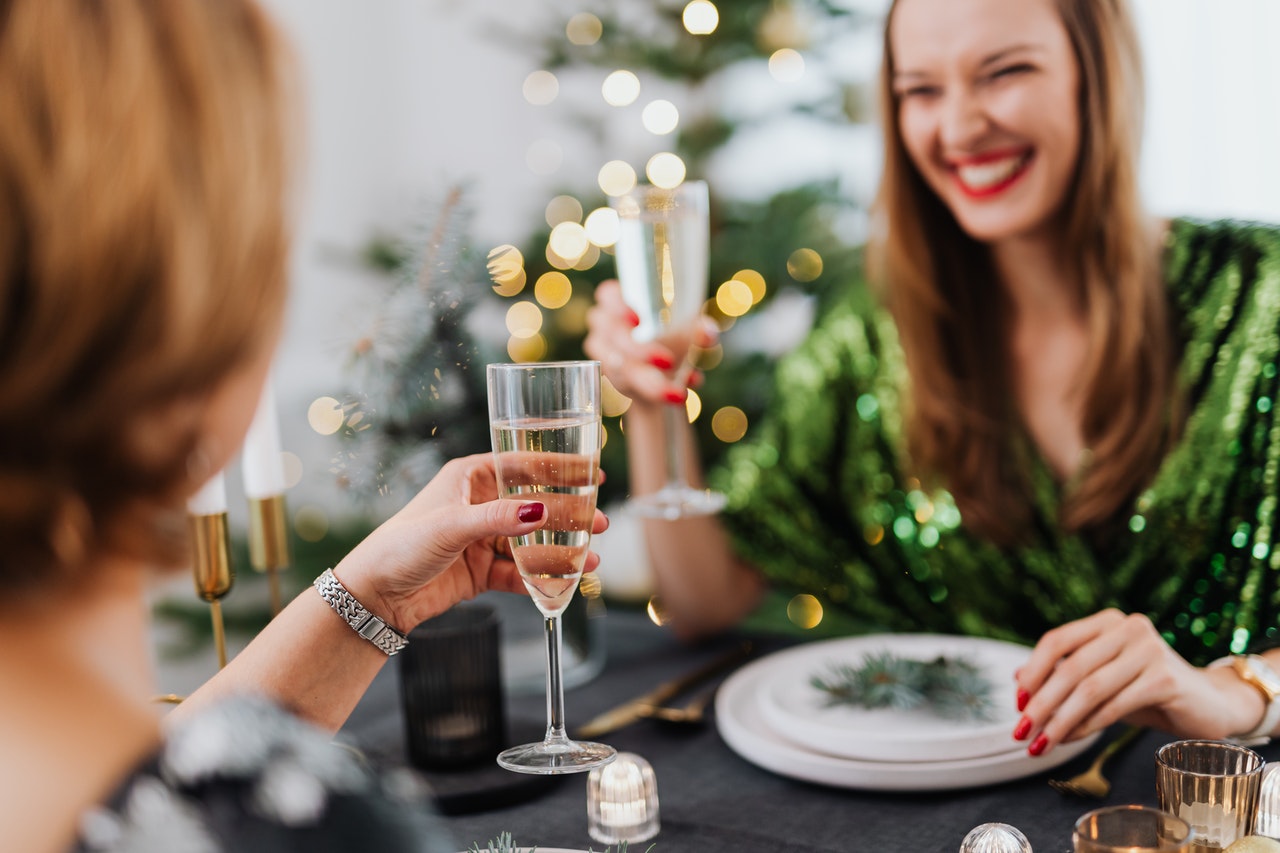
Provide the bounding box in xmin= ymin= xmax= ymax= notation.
xmin=190 ymin=511 xmax=233 ymax=669
xmin=247 ymin=493 xmax=290 ymax=616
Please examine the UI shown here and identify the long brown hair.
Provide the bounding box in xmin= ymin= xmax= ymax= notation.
xmin=0 ymin=0 xmax=295 ymax=592
xmin=869 ymin=0 xmax=1177 ymax=544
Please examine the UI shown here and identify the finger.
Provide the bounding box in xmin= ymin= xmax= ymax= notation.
xmin=693 ymin=315 xmax=721 ymax=348
xmin=434 ymin=498 xmax=549 ymax=556
xmin=1019 ymin=608 xmax=1125 ymax=695
xmin=590 ymin=508 xmax=609 ymax=535
xmin=584 ymin=550 xmax=601 ymax=572
xmin=1027 ymin=652 xmax=1142 ymax=754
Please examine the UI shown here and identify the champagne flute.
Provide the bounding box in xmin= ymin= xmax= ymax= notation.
xmin=610 ymin=179 xmax=727 ymax=520
xmin=487 ymin=360 xmax=616 ymax=774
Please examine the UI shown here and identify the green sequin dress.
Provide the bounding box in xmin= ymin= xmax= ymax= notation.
xmin=713 ymin=219 xmax=1280 ymax=664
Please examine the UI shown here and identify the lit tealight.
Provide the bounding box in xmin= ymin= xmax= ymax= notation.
xmin=645 ymin=152 xmax=686 ymax=189
xmin=598 ymin=160 xmax=638 ymax=197
xmin=588 ymin=753 xmax=660 ymax=846
xmin=768 ymin=48 xmax=806 ymax=83
xmin=522 ymin=70 xmax=559 ymax=106
xmin=602 ymin=69 xmax=641 ymax=107
xmin=682 ymin=0 xmax=719 ymax=35
xmin=641 ymin=99 xmax=679 ymax=135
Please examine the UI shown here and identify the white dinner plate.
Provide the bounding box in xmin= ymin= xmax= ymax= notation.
xmin=755 ymin=633 xmax=1030 ymax=762
xmin=717 ymin=637 xmax=1100 ymax=791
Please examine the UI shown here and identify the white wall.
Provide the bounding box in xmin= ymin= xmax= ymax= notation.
xmin=256 ymin=0 xmax=1280 ymax=519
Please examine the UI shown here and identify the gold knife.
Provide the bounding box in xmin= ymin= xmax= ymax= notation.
xmin=576 ymin=641 xmax=754 ymax=739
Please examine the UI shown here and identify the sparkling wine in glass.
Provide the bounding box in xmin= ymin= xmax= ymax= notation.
xmin=487 ymin=360 xmax=616 ymax=774
xmin=611 ymin=179 xmax=726 ymax=520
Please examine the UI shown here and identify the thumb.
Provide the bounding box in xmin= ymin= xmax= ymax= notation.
xmin=434 ymin=499 xmax=546 ymax=553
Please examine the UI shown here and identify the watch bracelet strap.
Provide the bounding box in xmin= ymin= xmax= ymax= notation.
xmin=1209 ymin=654 xmax=1280 ymax=744
xmin=313 ymin=568 xmax=408 ymax=656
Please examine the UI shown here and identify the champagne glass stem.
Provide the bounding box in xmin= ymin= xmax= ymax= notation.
xmin=542 ymin=613 xmax=570 ymax=747
xmin=662 ymin=398 xmax=688 ymax=492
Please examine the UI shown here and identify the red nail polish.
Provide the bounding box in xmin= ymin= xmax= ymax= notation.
xmin=663 ymin=389 xmax=687 ymax=405
xmin=1028 ymin=734 xmax=1048 ymax=756
xmin=1012 ymin=716 xmax=1032 ymax=741
xmin=1016 ymin=688 xmax=1030 ymax=712
xmin=625 ymin=309 xmax=641 ymax=327
xmin=650 ymin=354 xmax=674 ymax=370
xmin=518 ymin=503 xmax=544 ymax=522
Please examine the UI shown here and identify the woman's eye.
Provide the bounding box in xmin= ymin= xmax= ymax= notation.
xmin=990 ymin=64 xmax=1032 ymax=80
xmin=898 ymin=85 xmax=940 ymax=100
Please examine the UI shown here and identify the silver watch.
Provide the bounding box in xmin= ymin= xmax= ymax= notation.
xmin=313 ymin=569 xmax=409 ymax=656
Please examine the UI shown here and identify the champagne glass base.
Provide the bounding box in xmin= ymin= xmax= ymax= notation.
xmin=628 ymin=486 xmax=728 ymax=521
xmin=497 ymin=740 xmax=617 ymax=775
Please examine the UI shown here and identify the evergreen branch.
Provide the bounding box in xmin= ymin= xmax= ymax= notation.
xmin=811 ymin=651 xmax=996 ymax=721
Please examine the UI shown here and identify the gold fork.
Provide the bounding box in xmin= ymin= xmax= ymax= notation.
xmin=636 ymin=686 xmax=718 ymax=725
xmin=1048 ymin=725 xmax=1146 ymax=798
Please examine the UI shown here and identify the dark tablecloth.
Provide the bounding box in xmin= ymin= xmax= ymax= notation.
xmin=342 ymin=606 xmax=1278 ymax=852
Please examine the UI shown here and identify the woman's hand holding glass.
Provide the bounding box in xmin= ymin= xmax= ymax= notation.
xmin=333 ymin=453 xmax=609 ymax=635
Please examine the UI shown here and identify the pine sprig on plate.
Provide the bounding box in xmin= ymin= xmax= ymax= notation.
xmin=810 ymin=651 xmax=995 ymax=721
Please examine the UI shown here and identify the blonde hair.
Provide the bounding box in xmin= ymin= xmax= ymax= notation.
xmin=869 ymin=0 xmax=1176 ymax=543
xmin=0 ymin=0 xmax=294 ymax=590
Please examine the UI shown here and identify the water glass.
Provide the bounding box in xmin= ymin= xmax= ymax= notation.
xmin=1156 ymin=739 xmax=1264 ymax=850
xmin=1073 ymin=805 xmax=1192 ymax=852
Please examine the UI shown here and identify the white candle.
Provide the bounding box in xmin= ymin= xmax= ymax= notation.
xmin=242 ymin=378 xmax=287 ymax=499
xmin=188 ymin=470 xmax=228 ymax=516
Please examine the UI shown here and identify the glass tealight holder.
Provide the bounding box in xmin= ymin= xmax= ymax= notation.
xmin=1253 ymin=762 xmax=1280 ymax=839
xmin=587 ymin=752 xmax=660 ymax=845
xmin=959 ymin=822 xmax=1033 ymax=853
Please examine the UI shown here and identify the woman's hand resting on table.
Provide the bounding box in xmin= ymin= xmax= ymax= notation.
xmin=583 ymin=279 xmax=718 ymax=407
xmin=334 ymin=453 xmax=609 ymax=634
xmin=1013 ymin=608 xmax=1268 ymax=756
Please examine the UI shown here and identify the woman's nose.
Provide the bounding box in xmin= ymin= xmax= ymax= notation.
xmin=939 ymin=89 xmax=989 ymax=149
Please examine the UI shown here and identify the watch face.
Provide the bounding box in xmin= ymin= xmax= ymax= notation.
xmin=1245 ymin=655 xmax=1280 ymax=695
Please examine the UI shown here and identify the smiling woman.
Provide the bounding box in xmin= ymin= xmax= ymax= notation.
xmin=583 ymin=0 xmax=1280 ymax=766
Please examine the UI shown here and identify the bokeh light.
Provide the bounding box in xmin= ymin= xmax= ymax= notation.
xmin=572 ymin=243 xmax=601 ymax=270
xmin=525 ymin=138 xmax=562 ymax=175
xmin=716 ymin=279 xmax=754 ymax=316
xmin=646 ymin=152 xmax=686 ymax=189
xmin=505 ymin=301 xmax=544 ymax=338
xmin=733 ymin=268 xmax=768 ymax=304
xmin=534 ymin=271 xmax=573 ymax=309
xmin=695 ymin=342 xmax=724 ymax=370
xmin=522 ymin=70 xmax=559 ymax=105
xmin=602 ymin=70 xmax=641 ymax=106
xmin=682 ymin=0 xmax=719 ymax=35
xmin=711 ymin=406 xmax=748 ymax=443
xmin=281 ymin=451 xmax=304 ymax=489
xmin=566 ymin=12 xmax=603 ymax=46
xmin=641 ymin=99 xmax=680 ymax=135
xmin=598 ymin=160 xmax=638 ymax=197
xmin=508 ymin=333 xmax=548 ymax=363
xmin=769 ymin=48 xmax=806 ymax=83
xmin=545 ymin=195 xmax=583 ymax=228
xmin=307 ymin=397 xmax=344 ymax=436
xmin=602 ymin=376 xmax=633 ymax=417
xmin=488 ymin=244 xmax=527 ymax=296
xmin=549 ymin=221 xmax=590 ymax=261
xmin=546 ymin=244 xmax=574 ymax=270
xmin=555 ymin=296 xmax=592 ymax=335
xmin=787 ymin=247 xmax=824 ymax=281
xmin=295 ymin=505 xmax=330 ymax=543
xmin=646 ymin=596 xmax=668 ymax=626
xmin=685 ymin=388 xmax=703 ymax=423
xmin=787 ymin=594 xmax=824 ymax=629
xmin=583 ymin=207 xmax=620 ymax=246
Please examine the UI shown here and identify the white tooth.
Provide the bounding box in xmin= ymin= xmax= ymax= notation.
xmin=956 ymin=155 xmax=1024 ymax=189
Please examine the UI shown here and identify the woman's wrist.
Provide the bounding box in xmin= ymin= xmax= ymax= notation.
xmin=1205 ymin=660 xmax=1271 ymax=739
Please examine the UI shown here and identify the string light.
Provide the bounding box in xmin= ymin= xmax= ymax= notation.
xmin=715 ymin=279 xmax=754 ymax=316
xmin=506 ymin=301 xmax=544 ymax=338
xmin=598 ymin=160 xmax=638 ymax=196
xmin=522 ymin=70 xmax=560 ymax=105
xmin=545 ymin=195 xmax=584 ymax=228
xmin=584 ymin=207 xmax=620 ymax=247
xmin=534 ymin=271 xmax=573 ymax=309
xmin=572 ymin=243 xmax=601 ymax=270
xmin=787 ymin=247 xmax=824 ymax=281
xmin=733 ymin=268 xmax=768 ymax=304
xmin=488 ymin=244 xmax=526 ymax=296
xmin=295 ymin=505 xmax=330 ymax=543
xmin=685 ymin=388 xmax=703 ymax=422
xmin=787 ymin=594 xmax=824 ymax=629
xmin=281 ymin=451 xmax=304 ymax=489
xmin=641 ymin=99 xmax=679 ymax=135
xmin=602 ymin=376 xmax=633 ymax=417
xmin=602 ymin=70 xmax=641 ymax=106
xmin=768 ymin=48 xmax=806 ymax=83
xmin=645 ymin=152 xmax=686 ymax=189
xmin=508 ymin=333 xmax=548 ymax=363
xmin=711 ymin=406 xmax=748 ymax=443
xmin=307 ymin=397 xmax=344 ymax=436
xmin=549 ymin=221 xmax=590 ymax=261
xmin=682 ymin=0 xmax=719 ymax=35
xmin=566 ymin=12 xmax=603 ymax=45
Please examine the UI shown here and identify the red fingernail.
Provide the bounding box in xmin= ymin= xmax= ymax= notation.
xmin=649 ymin=354 xmax=674 ymax=370
xmin=663 ymin=389 xmax=688 ymax=405
xmin=1012 ymin=716 xmax=1032 ymax=741
xmin=625 ymin=309 xmax=641 ymax=327
xmin=1016 ymin=689 xmax=1030 ymax=712
xmin=518 ymin=502 xmax=544 ymax=522
xmin=1028 ymin=734 xmax=1048 ymax=756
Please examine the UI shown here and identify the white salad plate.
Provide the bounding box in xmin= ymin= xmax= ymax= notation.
xmin=717 ymin=634 xmax=1100 ymax=792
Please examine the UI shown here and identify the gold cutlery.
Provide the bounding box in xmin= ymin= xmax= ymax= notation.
xmin=1048 ymin=724 xmax=1145 ymax=798
xmin=636 ymin=686 xmax=718 ymax=725
xmin=576 ymin=641 xmax=753 ymax=738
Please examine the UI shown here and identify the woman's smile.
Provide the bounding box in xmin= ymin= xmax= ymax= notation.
xmin=948 ymin=148 xmax=1035 ymax=198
